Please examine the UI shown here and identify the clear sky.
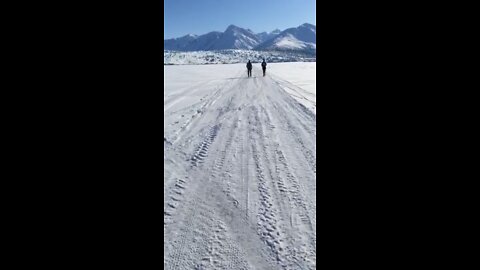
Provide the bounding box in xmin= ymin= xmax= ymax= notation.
xmin=164 ymin=0 xmax=316 ymax=39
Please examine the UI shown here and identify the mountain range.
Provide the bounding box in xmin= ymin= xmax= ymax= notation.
xmin=164 ymin=23 xmax=316 ymax=53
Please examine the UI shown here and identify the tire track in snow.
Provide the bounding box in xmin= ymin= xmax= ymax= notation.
xmin=165 ymin=64 xmax=316 ymax=269
xmin=166 ymin=81 xmax=276 ymax=269
xmin=168 ymin=70 xmax=243 ymax=146
xmin=254 ymin=75 xmax=317 ymax=269
xmin=190 ymin=125 xmax=220 ymax=167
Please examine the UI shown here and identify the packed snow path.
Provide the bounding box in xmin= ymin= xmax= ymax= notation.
xmin=164 ymin=64 xmax=316 ymax=270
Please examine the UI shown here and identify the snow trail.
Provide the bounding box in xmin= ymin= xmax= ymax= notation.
xmin=165 ymin=64 xmax=316 ymax=270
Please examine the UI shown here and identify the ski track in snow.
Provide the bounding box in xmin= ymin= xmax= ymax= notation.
xmin=164 ymin=63 xmax=316 ymax=270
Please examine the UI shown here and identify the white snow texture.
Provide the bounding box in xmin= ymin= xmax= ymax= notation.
xmin=164 ymin=62 xmax=316 ymax=269
xmin=164 ymin=49 xmax=316 ymax=65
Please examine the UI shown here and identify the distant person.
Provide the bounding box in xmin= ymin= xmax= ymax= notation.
xmin=261 ymin=59 xmax=267 ymax=76
xmin=246 ymin=60 xmax=252 ymax=77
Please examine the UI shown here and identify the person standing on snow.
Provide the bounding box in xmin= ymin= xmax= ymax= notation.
xmin=261 ymin=59 xmax=267 ymax=77
xmin=246 ymin=60 xmax=252 ymax=77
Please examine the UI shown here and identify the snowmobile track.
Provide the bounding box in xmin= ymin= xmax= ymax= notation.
xmin=165 ymin=65 xmax=316 ymax=269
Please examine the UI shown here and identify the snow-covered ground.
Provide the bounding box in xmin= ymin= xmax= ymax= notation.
xmin=267 ymin=62 xmax=316 ymax=114
xmin=164 ymin=63 xmax=316 ymax=269
xmin=164 ymin=49 xmax=316 ymax=65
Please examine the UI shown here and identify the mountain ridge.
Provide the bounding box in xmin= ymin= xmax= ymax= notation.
xmin=164 ymin=23 xmax=316 ymax=53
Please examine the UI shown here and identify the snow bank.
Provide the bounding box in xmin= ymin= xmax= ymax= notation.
xmin=164 ymin=49 xmax=316 ymax=65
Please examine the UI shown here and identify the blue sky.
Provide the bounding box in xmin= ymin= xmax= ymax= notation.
xmin=164 ymin=0 xmax=316 ymax=39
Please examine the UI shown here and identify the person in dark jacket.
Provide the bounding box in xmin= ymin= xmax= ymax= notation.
xmin=261 ymin=59 xmax=267 ymax=76
xmin=246 ymin=60 xmax=252 ymax=77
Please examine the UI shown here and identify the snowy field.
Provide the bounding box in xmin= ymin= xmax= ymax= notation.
xmin=267 ymin=62 xmax=316 ymax=114
xmin=164 ymin=63 xmax=316 ymax=269
xmin=164 ymin=50 xmax=315 ymax=65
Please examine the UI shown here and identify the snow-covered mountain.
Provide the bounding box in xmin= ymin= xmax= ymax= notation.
xmin=255 ymin=23 xmax=316 ymax=53
xmin=256 ymin=29 xmax=281 ymax=43
xmin=164 ymin=23 xmax=316 ymax=53
xmin=211 ymin=25 xmax=261 ymax=50
xmin=163 ymin=34 xmax=198 ymax=51
xmin=183 ymin=31 xmax=222 ymax=51
xmin=164 ymin=25 xmax=260 ymax=51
